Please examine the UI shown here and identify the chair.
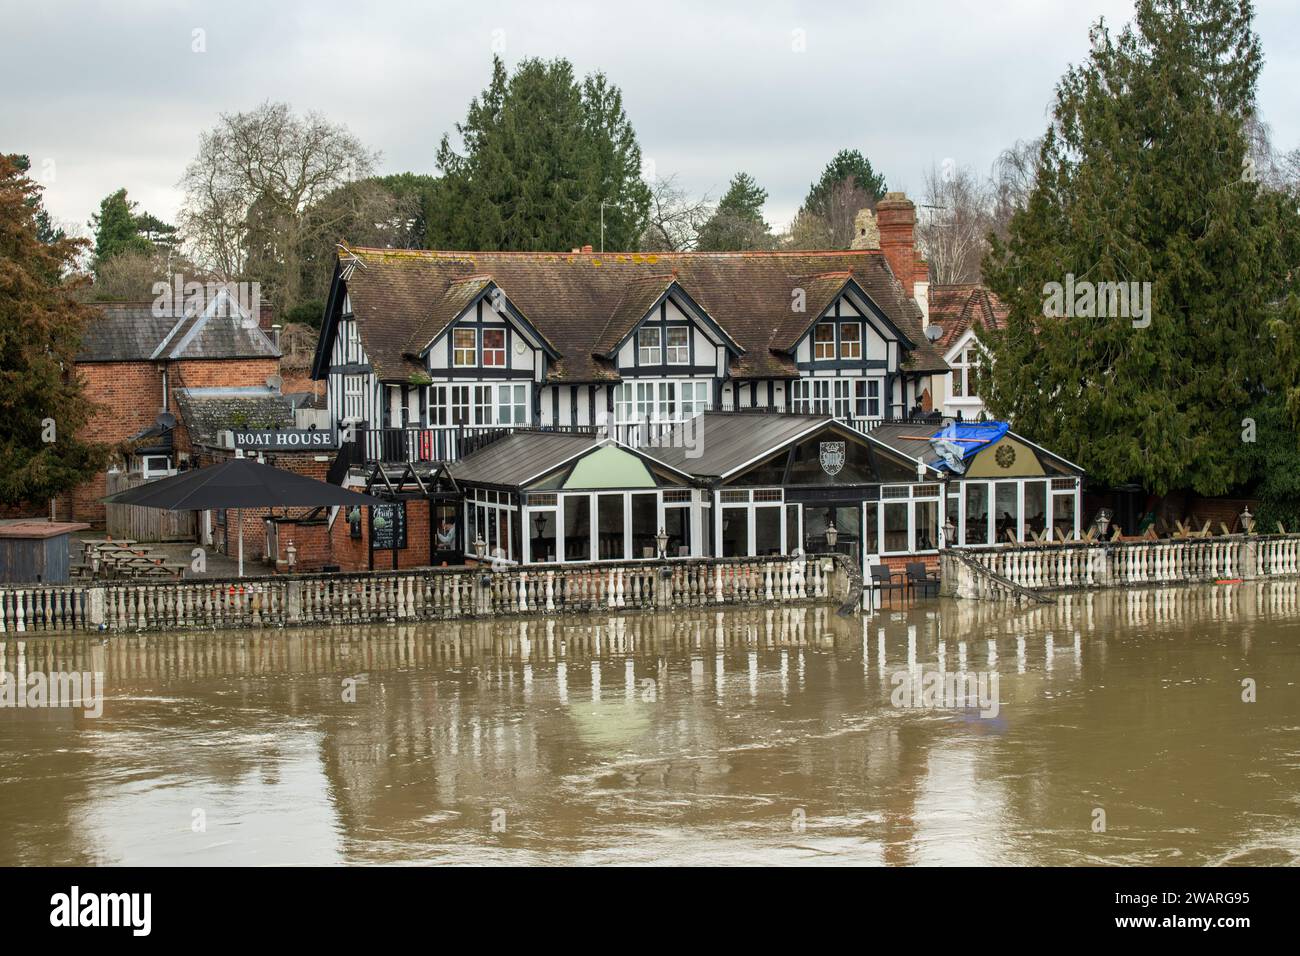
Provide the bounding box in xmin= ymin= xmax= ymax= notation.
xmin=905 ymin=562 xmax=940 ymax=598
xmin=869 ymin=565 xmax=905 ymax=605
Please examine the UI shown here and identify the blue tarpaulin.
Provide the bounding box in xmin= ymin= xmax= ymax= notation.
xmin=929 ymin=421 xmax=1010 ymax=471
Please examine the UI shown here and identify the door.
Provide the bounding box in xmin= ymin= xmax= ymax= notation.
xmin=862 ymin=500 xmax=880 ymax=576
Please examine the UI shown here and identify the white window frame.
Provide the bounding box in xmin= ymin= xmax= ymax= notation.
xmin=813 ymin=323 xmax=836 ymax=361
xmin=665 ymin=326 xmax=689 ymax=365
xmin=496 ymin=383 xmax=528 ymax=425
xmin=482 ymin=328 xmax=506 ymax=368
xmin=615 ymin=379 xmax=710 ymax=424
xmin=141 ymin=455 xmax=174 ymax=479
xmin=452 ymin=328 xmax=476 ymax=368
xmin=344 ymin=374 xmax=365 ymax=420
xmin=951 ymin=345 xmax=984 ymax=399
xmin=638 ymin=327 xmax=662 ymax=366
xmin=839 ymin=322 xmax=862 ymax=360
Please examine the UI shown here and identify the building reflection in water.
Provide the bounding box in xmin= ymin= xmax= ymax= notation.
xmin=1 ymin=580 xmax=1299 ymax=865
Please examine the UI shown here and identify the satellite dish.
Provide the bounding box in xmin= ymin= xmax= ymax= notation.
xmin=924 ymin=324 xmax=943 ymax=343
xmin=156 ymin=411 xmax=176 ymax=430
xmin=266 ymin=375 xmax=282 ymax=391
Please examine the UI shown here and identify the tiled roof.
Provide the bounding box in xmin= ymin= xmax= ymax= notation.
xmin=175 ymin=388 xmax=295 ymax=446
xmin=78 ymin=302 xmax=280 ymax=362
xmin=339 ymin=248 xmax=948 ymax=384
xmin=927 ymin=284 xmax=1007 ymax=353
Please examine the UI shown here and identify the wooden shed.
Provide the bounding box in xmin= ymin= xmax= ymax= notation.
xmin=0 ymin=520 xmax=90 ymax=584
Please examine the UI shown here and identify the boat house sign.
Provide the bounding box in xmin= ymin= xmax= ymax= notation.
xmin=232 ymin=429 xmax=337 ymax=450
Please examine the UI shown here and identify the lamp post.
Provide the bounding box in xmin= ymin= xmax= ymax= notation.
xmin=656 ymin=527 xmax=669 ymax=559
xmin=473 ymin=534 xmax=487 ymax=561
xmin=825 ymin=522 xmax=838 ymax=551
xmin=943 ymin=515 xmax=956 ymax=550
xmin=1095 ymin=508 xmax=1112 ymax=539
xmin=1241 ymin=506 xmax=1254 ymax=534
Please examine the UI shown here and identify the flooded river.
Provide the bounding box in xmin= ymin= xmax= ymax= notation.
xmin=1 ymin=581 xmax=1298 ymax=866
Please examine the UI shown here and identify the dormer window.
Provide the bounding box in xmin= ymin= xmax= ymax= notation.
xmin=666 ymin=326 xmax=689 ymax=365
xmin=483 ymin=328 xmax=506 ymax=367
xmin=840 ymin=323 xmax=861 ymax=360
xmin=814 ymin=323 xmax=836 ymax=360
xmin=453 ymin=328 xmax=476 ymax=367
xmin=638 ymin=327 xmax=662 ymax=365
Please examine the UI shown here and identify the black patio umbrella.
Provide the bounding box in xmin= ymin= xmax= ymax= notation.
xmin=103 ymin=458 xmax=385 ymax=576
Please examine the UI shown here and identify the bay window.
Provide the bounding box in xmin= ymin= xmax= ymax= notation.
xmin=430 ymin=382 xmax=530 ymax=427
xmin=613 ymin=380 xmax=710 ymax=423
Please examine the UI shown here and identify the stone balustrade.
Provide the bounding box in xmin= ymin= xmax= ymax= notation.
xmin=0 ymin=553 xmax=845 ymax=635
xmin=942 ymin=533 xmax=1300 ymax=600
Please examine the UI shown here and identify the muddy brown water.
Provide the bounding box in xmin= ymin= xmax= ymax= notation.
xmin=1 ymin=582 xmax=1297 ymax=866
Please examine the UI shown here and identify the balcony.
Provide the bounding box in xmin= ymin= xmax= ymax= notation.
xmin=336 ymin=408 xmax=944 ymax=469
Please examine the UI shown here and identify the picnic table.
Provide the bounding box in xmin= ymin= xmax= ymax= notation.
xmin=76 ymin=539 xmax=187 ymax=580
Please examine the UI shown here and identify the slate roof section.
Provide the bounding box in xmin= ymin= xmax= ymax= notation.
xmin=640 ymin=411 xmax=835 ymax=479
xmin=78 ymin=305 xmax=177 ymax=361
xmin=927 ymin=284 xmax=1007 ymax=353
xmin=338 ymin=247 xmax=949 ymax=384
xmin=174 ymin=388 xmax=295 ymax=447
xmin=78 ymin=302 xmax=280 ymax=362
xmin=594 ymin=273 xmax=678 ymax=355
xmin=448 ymin=430 xmax=600 ymax=487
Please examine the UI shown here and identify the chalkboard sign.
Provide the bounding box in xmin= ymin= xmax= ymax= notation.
xmin=369 ymin=502 xmax=407 ymax=550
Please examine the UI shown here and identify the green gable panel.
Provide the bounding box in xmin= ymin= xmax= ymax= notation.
xmin=563 ymin=446 xmax=656 ymax=489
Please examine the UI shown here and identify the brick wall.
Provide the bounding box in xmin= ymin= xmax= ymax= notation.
xmin=64 ymin=361 xmax=163 ymax=524
xmin=60 ymin=357 xmax=284 ymax=526
xmin=328 ymin=499 xmax=433 ymax=572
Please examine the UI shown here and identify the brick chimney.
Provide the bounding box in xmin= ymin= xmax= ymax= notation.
xmin=876 ymin=192 xmax=918 ymax=299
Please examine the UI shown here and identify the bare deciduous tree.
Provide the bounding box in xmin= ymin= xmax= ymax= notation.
xmin=917 ymin=162 xmax=994 ymax=284
xmin=179 ymin=101 xmax=378 ymax=311
xmin=784 ymin=179 xmax=874 ymax=249
xmin=639 ymin=174 xmax=713 ymax=251
xmin=989 ymin=137 xmax=1042 ymax=242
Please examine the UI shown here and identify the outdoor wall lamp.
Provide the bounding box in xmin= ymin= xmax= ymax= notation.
xmin=825 ymin=522 xmax=838 ymax=549
xmin=943 ymin=516 xmax=956 ymax=549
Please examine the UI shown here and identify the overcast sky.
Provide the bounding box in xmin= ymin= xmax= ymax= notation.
xmin=4 ymin=0 xmax=1299 ymax=239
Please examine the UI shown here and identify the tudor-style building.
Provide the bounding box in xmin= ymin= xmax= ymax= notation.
xmin=924 ymin=283 xmax=1007 ymax=421
xmin=310 ymin=192 xmax=947 ymax=464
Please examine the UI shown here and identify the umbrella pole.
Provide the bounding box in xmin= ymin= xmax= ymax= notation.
xmin=238 ymin=508 xmax=244 ymax=578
